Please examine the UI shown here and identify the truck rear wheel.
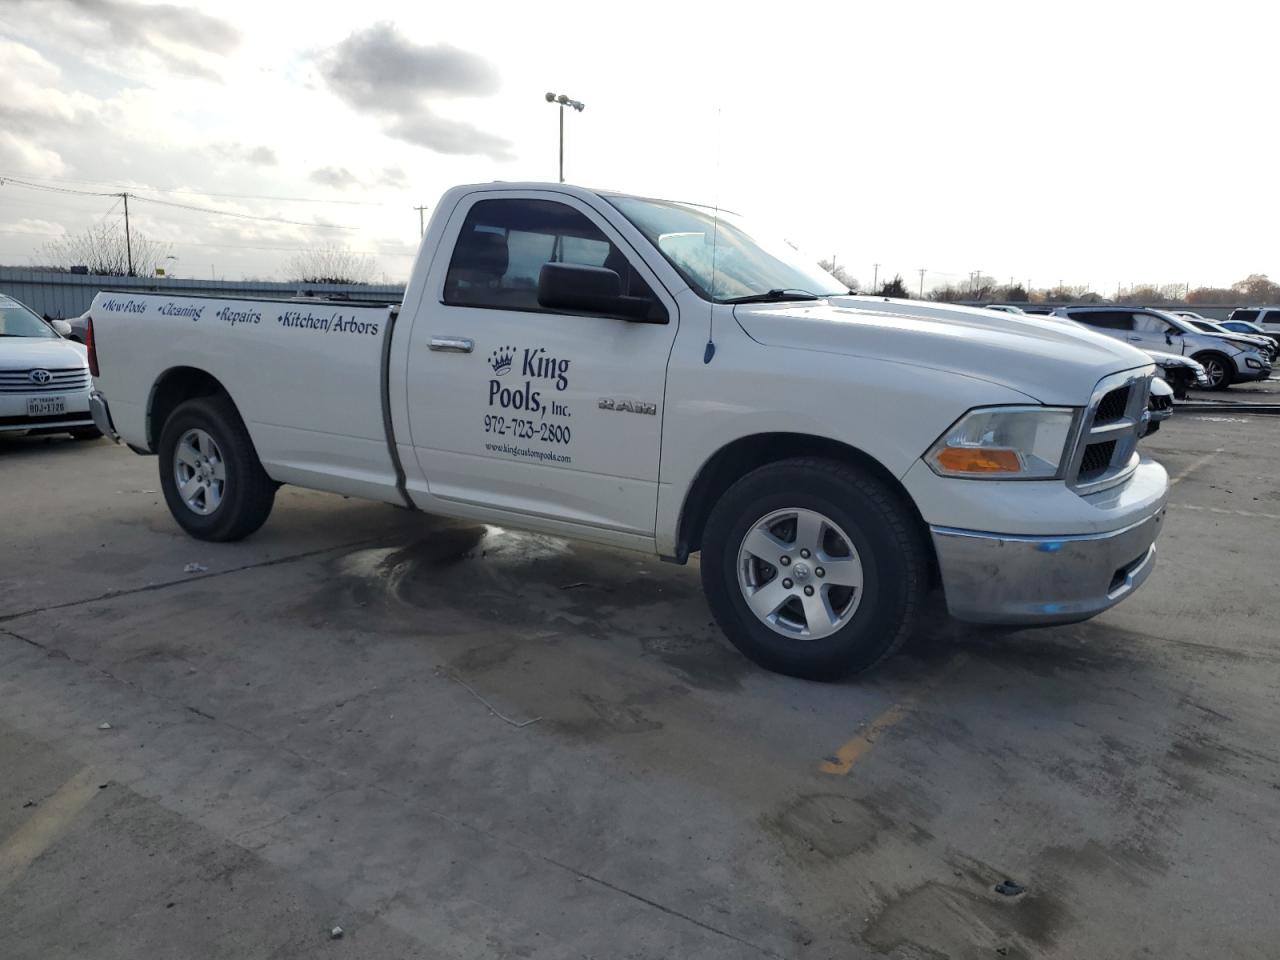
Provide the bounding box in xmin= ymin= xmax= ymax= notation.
xmin=158 ymin=395 xmax=275 ymax=542
xmin=700 ymin=458 xmax=929 ymax=680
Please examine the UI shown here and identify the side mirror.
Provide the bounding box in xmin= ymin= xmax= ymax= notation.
xmin=51 ymin=319 xmax=72 ymax=337
xmin=537 ymin=262 xmax=659 ymax=322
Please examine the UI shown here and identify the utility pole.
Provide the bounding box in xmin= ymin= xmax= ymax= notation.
xmin=414 ymin=205 xmax=429 ymax=238
xmin=121 ymin=192 xmax=134 ymax=276
xmin=872 ymin=263 xmax=880 ymax=291
xmin=918 ymin=268 xmax=926 ymax=298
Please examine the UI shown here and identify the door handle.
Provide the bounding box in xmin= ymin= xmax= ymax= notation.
xmin=429 ymin=336 xmax=474 ymax=353
xmin=1127 ymin=336 xmax=1142 ymax=341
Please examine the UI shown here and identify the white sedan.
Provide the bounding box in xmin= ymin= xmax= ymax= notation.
xmin=0 ymin=294 xmax=99 ymax=439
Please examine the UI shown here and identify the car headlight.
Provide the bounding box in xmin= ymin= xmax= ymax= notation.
xmin=925 ymin=406 xmax=1077 ymax=479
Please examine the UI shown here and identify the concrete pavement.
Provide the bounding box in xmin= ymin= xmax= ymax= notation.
xmin=2 ymin=415 xmax=1278 ymax=959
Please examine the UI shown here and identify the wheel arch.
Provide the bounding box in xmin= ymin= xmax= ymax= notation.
xmin=146 ymin=366 xmax=237 ymax=451
xmin=674 ymin=432 xmax=936 ymax=577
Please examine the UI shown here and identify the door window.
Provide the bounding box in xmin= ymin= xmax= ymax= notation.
xmin=1132 ymin=313 xmax=1175 ymax=334
xmin=444 ymin=199 xmax=657 ymax=312
xmin=1068 ymin=310 xmax=1134 ymax=330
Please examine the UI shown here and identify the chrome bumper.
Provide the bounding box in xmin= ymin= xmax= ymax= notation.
xmin=931 ymin=507 xmax=1165 ymax=625
xmin=89 ymin=390 xmax=120 ymax=442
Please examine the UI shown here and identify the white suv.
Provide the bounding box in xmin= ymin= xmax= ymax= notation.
xmin=1051 ymin=305 xmax=1272 ymax=390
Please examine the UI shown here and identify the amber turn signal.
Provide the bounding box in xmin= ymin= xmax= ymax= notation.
xmin=933 ymin=446 xmax=1022 ymax=474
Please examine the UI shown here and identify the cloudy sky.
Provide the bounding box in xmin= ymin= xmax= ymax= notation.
xmin=0 ymin=0 xmax=1274 ymax=291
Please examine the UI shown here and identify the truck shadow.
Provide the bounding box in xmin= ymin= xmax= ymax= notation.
xmin=287 ymin=516 xmax=1151 ymax=696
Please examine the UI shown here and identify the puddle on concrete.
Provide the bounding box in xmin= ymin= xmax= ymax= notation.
xmin=288 ymin=521 xmax=749 ymax=691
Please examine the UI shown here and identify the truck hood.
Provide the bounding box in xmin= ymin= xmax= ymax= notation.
xmin=732 ymin=297 xmax=1150 ymax=406
xmin=0 ymin=336 xmax=88 ymax=371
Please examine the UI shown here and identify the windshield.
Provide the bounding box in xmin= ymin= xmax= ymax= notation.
xmin=605 ymin=195 xmax=848 ymax=303
xmin=0 ymin=298 xmax=57 ymax=339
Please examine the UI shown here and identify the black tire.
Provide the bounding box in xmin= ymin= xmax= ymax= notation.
xmin=157 ymin=394 xmax=275 ymax=542
xmin=700 ymin=458 xmax=929 ymax=681
xmin=1192 ymin=352 xmax=1233 ymax=391
xmin=70 ymin=427 xmax=102 ymax=440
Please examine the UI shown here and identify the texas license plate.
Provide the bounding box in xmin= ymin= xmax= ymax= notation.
xmin=27 ymin=395 xmax=66 ymax=417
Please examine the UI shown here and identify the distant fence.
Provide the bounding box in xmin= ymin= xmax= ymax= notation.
xmin=0 ymin=268 xmax=406 ymax=320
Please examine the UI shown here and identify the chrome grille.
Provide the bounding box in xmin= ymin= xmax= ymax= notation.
xmin=1067 ymin=367 xmax=1154 ymax=494
xmin=0 ymin=368 xmax=90 ymax=394
xmin=1078 ymin=439 xmax=1117 ymax=480
xmin=1094 ymin=386 xmax=1131 ymax=423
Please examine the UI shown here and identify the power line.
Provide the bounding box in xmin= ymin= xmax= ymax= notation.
xmin=1 ymin=176 xmax=355 ymax=230
xmin=0 ymin=171 xmax=384 ymax=206
xmin=130 ymin=193 xmax=354 ymax=230
xmin=0 ymin=227 xmax=411 ymax=257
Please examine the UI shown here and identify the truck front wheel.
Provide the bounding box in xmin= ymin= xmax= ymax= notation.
xmin=158 ymin=395 xmax=276 ymax=542
xmin=700 ymin=458 xmax=929 ymax=680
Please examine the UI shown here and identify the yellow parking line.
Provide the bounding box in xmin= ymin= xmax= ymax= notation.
xmin=1170 ymin=448 xmax=1223 ymax=486
xmin=820 ymin=654 xmax=968 ymax=775
xmin=0 ymin=767 xmax=101 ymax=895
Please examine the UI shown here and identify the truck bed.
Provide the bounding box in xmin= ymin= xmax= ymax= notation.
xmin=90 ymin=290 xmax=403 ymax=503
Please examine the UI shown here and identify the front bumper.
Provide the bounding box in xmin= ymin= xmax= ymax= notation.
xmin=1236 ymin=359 xmax=1272 ymax=383
xmin=0 ymin=390 xmax=93 ymax=434
xmin=932 ymin=509 xmax=1164 ymax=625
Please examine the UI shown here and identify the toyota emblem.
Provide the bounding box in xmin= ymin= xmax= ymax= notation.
xmin=29 ymin=369 xmax=52 ymax=385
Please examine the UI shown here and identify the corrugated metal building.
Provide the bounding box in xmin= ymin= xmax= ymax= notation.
xmin=0 ymin=268 xmax=405 ymax=319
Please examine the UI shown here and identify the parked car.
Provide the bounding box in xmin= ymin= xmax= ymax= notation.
xmin=0 ymin=294 xmax=100 ymax=439
xmin=1218 ymin=319 xmax=1280 ymax=350
xmin=1181 ymin=318 xmax=1276 ymax=358
xmin=1169 ymin=310 xmax=1215 ymax=323
xmin=64 ymin=310 xmax=91 ymax=345
xmin=1145 ymin=350 xmax=1210 ymax=398
xmin=984 ymin=304 xmax=1027 ymax=315
xmin=1050 ymin=305 xmax=1271 ymax=389
xmin=1229 ymin=307 xmax=1280 ymax=334
xmin=1145 ymin=377 xmax=1174 ymax=434
xmin=1045 ymin=314 xmax=1209 ymax=398
xmin=86 ymin=181 xmax=1170 ymax=680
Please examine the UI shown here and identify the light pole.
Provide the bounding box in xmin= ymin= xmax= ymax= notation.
xmin=545 ymin=92 xmax=584 ymax=183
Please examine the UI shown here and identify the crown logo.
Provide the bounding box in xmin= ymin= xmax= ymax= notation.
xmin=489 ymin=346 xmax=514 ymax=376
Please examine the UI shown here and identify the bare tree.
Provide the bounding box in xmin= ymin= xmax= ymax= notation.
xmin=1187 ymin=286 xmax=1238 ymax=304
xmin=817 ymin=259 xmax=860 ymax=293
xmin=877 ymin=274 xmax=910 ymax=298
xmin=1232 ymin=273 xmax=1280 ymax=303
xmin=285 ymin=245 xmax=378 ymax=284
xmin=41 ymin=223 xmax=170 ymax=277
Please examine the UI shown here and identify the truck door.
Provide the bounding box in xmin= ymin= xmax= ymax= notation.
xmin=404 ymin=191 xmax=679 ymax=536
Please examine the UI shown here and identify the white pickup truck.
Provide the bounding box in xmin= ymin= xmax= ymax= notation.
xmin=87 ymin=182 xmax=1169 ymax=679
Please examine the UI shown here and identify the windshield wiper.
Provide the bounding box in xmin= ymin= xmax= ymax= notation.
xmin=722 ymin=288 xmax=827 ymax=304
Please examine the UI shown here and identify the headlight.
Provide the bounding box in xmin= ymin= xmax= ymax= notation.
xmin=925 ymin=406 xmax=1077 ymax=479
